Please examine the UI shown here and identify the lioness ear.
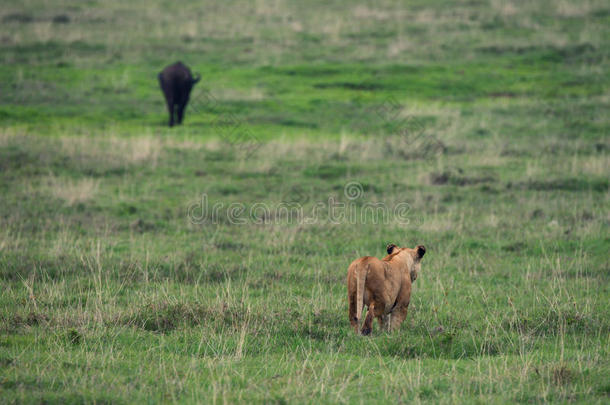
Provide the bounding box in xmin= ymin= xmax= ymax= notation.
xmin=416 ymin=245 xmax=426 ymax=259
xmin=386 ymin=243 xmax=398 ymax=254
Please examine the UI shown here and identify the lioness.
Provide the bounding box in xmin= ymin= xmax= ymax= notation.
xmin=347 ymin=243 xmax=426 ymax=335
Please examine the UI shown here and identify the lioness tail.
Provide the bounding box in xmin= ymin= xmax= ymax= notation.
xmin=355 ymin=264 xmax=368 ymax=323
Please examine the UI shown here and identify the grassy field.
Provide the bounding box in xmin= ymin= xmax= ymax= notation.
xmin=1 ymin=0 xmax=609 ymax=403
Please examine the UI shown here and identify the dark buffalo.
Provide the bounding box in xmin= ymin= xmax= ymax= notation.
xmin=158 ymin=62 xmax=200 ymax=127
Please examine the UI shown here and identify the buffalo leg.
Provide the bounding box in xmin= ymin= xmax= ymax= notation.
xmin=177 ymin=102 xmax=186 ymax=125
xmin=165 ymin=98 xmax=175 ymax=127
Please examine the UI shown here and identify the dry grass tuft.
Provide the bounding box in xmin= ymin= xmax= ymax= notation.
xmin=48 ymin=176 xmax=100 ymax=206
xmin=59 ymin=135 xmax=161 ymax=167
xmin=211 ymin=87 xmax=266 ymax=102
xmin=352 ymin=6 xmax=390 ymax=21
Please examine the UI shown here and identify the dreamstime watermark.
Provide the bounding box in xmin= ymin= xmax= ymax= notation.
xmin=187 ymin=181 xmax=418 ymax=226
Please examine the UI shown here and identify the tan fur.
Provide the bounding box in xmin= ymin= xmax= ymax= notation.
xmin=347 ymin=243 xmax=425 ymax=335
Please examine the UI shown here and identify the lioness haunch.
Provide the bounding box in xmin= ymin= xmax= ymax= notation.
xmin=347 ymin=243 xmax=426 ymax=335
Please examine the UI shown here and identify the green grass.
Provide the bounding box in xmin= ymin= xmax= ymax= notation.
xmin=1 ymin=0 xmax=609 ymax=403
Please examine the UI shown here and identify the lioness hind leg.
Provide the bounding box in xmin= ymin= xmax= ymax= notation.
xmin=348 ymin=293 xmax=359 ymax=333
xmin=361 ymin=303 xmax=375 ymax=335
xmin=384 ymin=314 xmax=392 ymax=332
xmin=389 ymin=304 xmax=409 ymax=331
xmin=362 ymin=303 xmax=386 ymax=335
xmin=378 ymin=314 xmax=391 ymax=332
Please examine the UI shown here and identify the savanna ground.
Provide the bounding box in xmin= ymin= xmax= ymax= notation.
xmin=1 ymin=0 xmax=609 ymax=403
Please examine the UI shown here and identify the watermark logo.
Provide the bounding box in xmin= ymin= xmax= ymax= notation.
xmin=187 ymin=181 xmax=419 ymax=227
xmin=344 ymin=181 xmax=364 ymax=200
